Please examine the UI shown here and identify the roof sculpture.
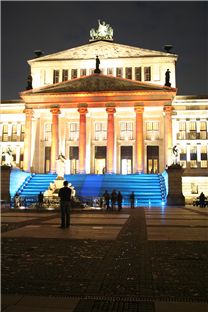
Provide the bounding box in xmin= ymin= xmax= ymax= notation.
xmin=90 ymin=20 xmax=113 ymax=41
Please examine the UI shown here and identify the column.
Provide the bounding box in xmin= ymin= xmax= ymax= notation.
xmin=164 ymin=105 xmax=173 ymax=166
xmin=135 ymin=105 xmax=144 ymax=173
xmin=78 ymin=106 xmax=88 ymax=174
xmin=50 ymin=107 xmax=60 ymax=173
xmin=23 ymin=108 xmax=34 ymax=172
xmin=106 ymin=106 xmax=116 ymax=174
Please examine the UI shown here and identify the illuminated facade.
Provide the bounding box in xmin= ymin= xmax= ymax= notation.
xmin=1 ymin=23 xmax=208 ymax=201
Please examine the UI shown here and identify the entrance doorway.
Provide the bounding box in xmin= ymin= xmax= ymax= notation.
xmin=94 ymin=146 xmax=106 ymax=174
xmin=69 ymin=146 xmax=79 ymax=174
xmin=45 ymin=146 xmax=51 ymax=173
xmin=147 ymin=146 xmax=159 ymax=173
xmin=121 ymin=146 xmax=133 ymax=174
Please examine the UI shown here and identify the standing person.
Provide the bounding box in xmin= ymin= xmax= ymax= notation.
xmin=58 ymin=180 xmax=72 ymax=228
xmin=103 ymin=190 xmax=110 ymax=210
xmin=38 ymin=192 xmax=44 ymax=209
xmin=14 ymin=193 xmax=20 ymax=209
xmin=199 ymin=192 xmax=206 ymax=208
xmin=130 ymin=191 xmax=135 ymax=209
xmin=117 ymin=191 xmax=123 ymax=211
xmin=111 ymin=190 xmax=117 ymax=211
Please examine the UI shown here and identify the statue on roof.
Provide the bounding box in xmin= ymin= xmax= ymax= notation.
xmin=94 ymin=55 xmax=101 ymax=74
xmin=165 ymin=69 xmax=171 ymax=87
xmin=90 ymin=20 xmax=113 ymax=41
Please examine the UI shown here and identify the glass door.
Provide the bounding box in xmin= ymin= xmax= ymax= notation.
xmin=120 ymin=146 xmax=133 ymax=174
xmin=147 ymin=146 xmax=159 ymax=173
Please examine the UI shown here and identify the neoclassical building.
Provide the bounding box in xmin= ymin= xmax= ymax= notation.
xmin=1 ymin=21 xmax=208 ymax=200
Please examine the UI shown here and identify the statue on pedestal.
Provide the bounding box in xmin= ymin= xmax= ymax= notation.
xmin=56 ymin=154 xmax=66 ymax=179
xmin=165 ymin=69 xmax=171 ymax=87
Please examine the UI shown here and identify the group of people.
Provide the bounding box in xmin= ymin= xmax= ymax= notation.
xmin=198 ymin=192 xmax=207 ymax=208
xmin=101 ymin=190 xmax=135 ymax=211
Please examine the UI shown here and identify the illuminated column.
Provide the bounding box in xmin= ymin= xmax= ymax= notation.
xmin=23 ymin=108 xmax=34 ymax=172
xmin=106 ymin=106 xmax=116 ymax=174
xmin=50 ymin=107 xmax=60 ymax=173
xmin=164 ymin=105 xmax=173 ymax=166
xmin=135 ymin=105 xmax=144 ymax=173
xmin=78 ymin=106 xmax=88 ymax=174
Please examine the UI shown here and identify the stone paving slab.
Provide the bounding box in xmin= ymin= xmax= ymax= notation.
xmin=1 ymin=212 xmax=57 ymax=217
xmin=1 ymin=217 xmax=38 ymax=223
xmin=146 ymin=219 xmax=208 ymax=226
xmin=147 ymin=226 xmax=208 ymax=240
xmin=155 ymin=301 xmax=208 ymax=312
xmin=42 ymin=217 xmax=128 ymax=225
xmin=72 ymin=213 xmax=130 ymax=219
xmin=1 ymin=224 xmax=122 ymax=240
xmin=145 ymin=215 xmax=208 ymax=220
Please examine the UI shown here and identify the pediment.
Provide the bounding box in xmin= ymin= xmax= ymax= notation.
xmin=28 ymin=40 xmax=177 ymax=63
xmin=27 ymin=74 xmax=173 ymax=94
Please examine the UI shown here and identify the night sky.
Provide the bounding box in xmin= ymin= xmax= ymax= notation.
xmin=1 ymin=1 xmax=208 ymax=100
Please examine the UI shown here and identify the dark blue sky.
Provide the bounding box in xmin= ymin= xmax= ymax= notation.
xmin=1 ymin=1 xmax=208 ymax=100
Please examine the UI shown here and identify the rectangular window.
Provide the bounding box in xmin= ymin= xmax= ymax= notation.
xmin=53 ymin=70 xmax=59 ymax=84
xmin=135 ymin=67 xmax=142 ymax=81
xmin=190 ymin=146 xmax=197 ymax=167
xmin=62 ymin=69 xmax=68 ymax=81
xmin=94 ymin=122 xmax=107 ymax=141
xmin=69 ymin=123 xmax=79 ymax=141
xmin=120 ymin=122 xmax=133 ymax=140
xmin=107 ymin=68 xmax=113 ymax=76
xmin=2 ymin=125 xmax=8 ymax=142
xmin=144 ymin=67 xmax=151 ymax=81
xmin=125 ymin=67 xmax=132 ymax=79
xmin=71 ymin=69 xmax=77 ymax=79
xmin=11 ymin=125 xmax=17 ymax=141
xmin=116 ymin=68 xmax=123 ymax=78
xmin=200 ymin=121 xmax=207 ymax=139
xmin=44 ymin=123 xmax=52 ymax=141
xmin=178 ymin=121 xmax=186 ymax=139
xmin=20 ymin=125 xmax=25 ymax=141
xmin=201 ymin=146 xmax=207 ymax=167
xmin=80 ymin=69 xmax=87 ymax=77
xmin=146 ymin=122 xmax=159 ymax=140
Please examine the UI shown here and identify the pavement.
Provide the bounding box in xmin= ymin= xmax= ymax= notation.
xmin=1 ymin=205 xmax=208 ymax=311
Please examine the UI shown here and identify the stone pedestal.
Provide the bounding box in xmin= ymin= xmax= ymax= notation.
xmin=166 ymin=163 xmax=185 ymax=206
xmin=1 ymin=165 xmax=11 ymax=201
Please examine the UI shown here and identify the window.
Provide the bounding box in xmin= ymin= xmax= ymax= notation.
xmin=53 ymin=70 xmax=59 ymax=84
xmin=144 ymin=67 xmax=151 ymax=81
xmin=80 ymin=69 xmax=87 ymax=77
xmin=2 ymin=125 xmax=8 ymax=142
xmin=20 ymin=125 xmax=25 ymax=141
xmin=94 ymin=122 xmax=107 ymax=141
xmin=201 ymin=146 xmax=207 ymax=168
xmin=69 ymin=123 xmax=79 ymax=141
xmin=62 ymin=69 xmax=68 ymax=81
xmin=116 ymin=68 xmax=123 ymax=78
xmin=107 ymin=68 xmax=113 ymax=76
xmin=190 ymin=146 xmax=197 ymax=168
xmin=146 ymin=122 xmax=159 ymax=140
xmin=179 ymin=146 xmax=187 ymax=168
xmin=135 ymin=67 xmax=142 ymax=81
xmin=125 ymin=67 xmax=132 ymax=79
xmin=44 ymin=123 xmax=51 ymax=141
xmin=71 ymin=69 xmax=77 ymax=79
xmin=189 ymin=121 xmax=197 ymax=139
xmin=178 ymin=121 xmax=186 ymax=139
xmin=11 ymin=125 xmax=17 ymax=141
xmin=200 ymin=121 xmax=207 ymax=139
xmin=120 ymin=122 xmax=133 ymax=140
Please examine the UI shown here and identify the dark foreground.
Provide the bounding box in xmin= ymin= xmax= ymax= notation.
xmin=1 ymin=206 xmax=208 ymax=311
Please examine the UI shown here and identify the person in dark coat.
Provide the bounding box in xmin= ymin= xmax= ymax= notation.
xmin=58 ymin=180 xmax=72 ymax=228
xmin=38 ymin=192 xmax=44 ymax=209
xmin=111 ymin=190 xmax=117 ymax=211
xmin=103 ymin=190 xmax=110 ymax=210
xmin=117 ymin=191 xmax=123 ymax=211
xmin=130 ymin=191 xmax=135 ymax=209
xmin=199 ymin=192 xmax=206 ymax=208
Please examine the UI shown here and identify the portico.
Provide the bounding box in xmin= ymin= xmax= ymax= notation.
xmin=20 ymin=74 xmax=176 ymax=174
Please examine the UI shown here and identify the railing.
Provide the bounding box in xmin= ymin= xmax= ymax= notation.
xmin=176 ymin=132 xmax=208 ymax=140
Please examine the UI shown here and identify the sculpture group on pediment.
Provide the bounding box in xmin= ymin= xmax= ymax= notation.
xmin=90 ymin=20 xmax=113 ymax=41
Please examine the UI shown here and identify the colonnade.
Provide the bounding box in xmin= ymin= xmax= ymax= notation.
xmin=23 ymin=104 xmax=173 ymax=174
